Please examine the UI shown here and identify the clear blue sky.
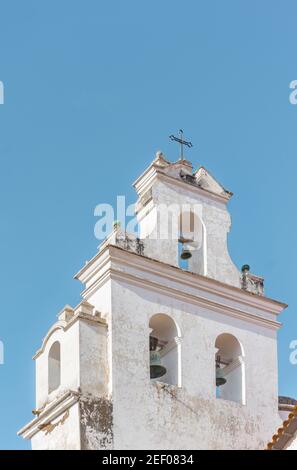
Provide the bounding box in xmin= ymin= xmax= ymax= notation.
xmin=0 ymin=0 xmax=296 ymax=449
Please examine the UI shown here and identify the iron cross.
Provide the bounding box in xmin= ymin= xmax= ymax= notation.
xmin=169 ymin=129 xmax=193 ymax=159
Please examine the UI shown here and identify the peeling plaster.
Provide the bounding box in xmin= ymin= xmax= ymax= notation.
xmin=80 ymin=395 xmax=113 ymax=450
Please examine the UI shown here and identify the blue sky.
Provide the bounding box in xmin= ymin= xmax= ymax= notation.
xmin=0 ymin=0 xmax=296 ymax=449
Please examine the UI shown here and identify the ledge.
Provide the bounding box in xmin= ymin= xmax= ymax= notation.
xmin=17 ymin=390 xmax=80 ymax=440
xmin=75 ymin=245 xmax=286 ymax=331
xmin=33 ymin=303 xmax=107 ymax=360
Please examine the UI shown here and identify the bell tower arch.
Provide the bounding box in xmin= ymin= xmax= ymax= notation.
xmin=134 ymin=152 xmax=240 ymax=287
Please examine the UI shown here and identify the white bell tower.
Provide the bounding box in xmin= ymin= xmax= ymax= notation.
xmin=134 ymin=151 xmax=240 ymax=285
xmin=18 ymin=152 xmax=287 ymax=450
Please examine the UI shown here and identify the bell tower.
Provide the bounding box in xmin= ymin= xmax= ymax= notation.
xmin=18 ymin=151 xmax=287 ymax=450
xmin=134 ymin=151 xmax=240 ymax=286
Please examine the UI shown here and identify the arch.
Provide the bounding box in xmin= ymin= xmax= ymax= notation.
xmin=178 ymin=209 xmax=207 ymax=274
xmin=48 ymin=341 xmax=61 ymax=394
xmin=215 ymin=333 xmax=245 ymax=404
xmin=33 ymin=320 xmax=67 ymax=359
xmin=149 ymin=314 xmax=181 ymax=386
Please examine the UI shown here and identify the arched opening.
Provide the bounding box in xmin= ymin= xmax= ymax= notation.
xmin=215 ymin=333 xmax=245 ymax=404
xmin=149 ymin=314 xmax=181 ymax=386
xmin=48 ymin=341 xmax=61 ymax=394
xmin=178 ymin=210 xmax=206 ymax=274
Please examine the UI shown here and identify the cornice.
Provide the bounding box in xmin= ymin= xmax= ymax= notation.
xmin=74 ymin=247 xmax=111 ymax=284
xmin=158 ymin=171 xmax=230 ymax=204
xmin=33 ymin=311 xmax=107 ymax=360
xmin=133 ymin=163 xmax=157 ymax=195
xmin=108 ymin=246 xmax=287 ymax=313
xmin=133 ymin=164 xmax=230 ymax=204
xmin=80 ymin=269 xmax=111 ymax=299
xmin=17 ymin=390 xmax=79 ymax=440
xmin=79 ymin=245 xmax=286 ymax=330
xmin=108 ymin=268 xmax=281 ymax=330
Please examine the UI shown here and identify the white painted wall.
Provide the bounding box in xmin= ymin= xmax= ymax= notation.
xmin=35 ymin=315 xmax=108 ymax=409
xmin=79 ymin=319 xmax=108 ymax=397
xmin=35 ymin=322 xmax=80 ymax=409
xmin=137 ymin=178 xmax=240 ymax=287
xmin=31 ymin=402 xmax=81 ymax=450
xmin=48 ymin=342 xmax=61 ymax=394
xmin=20 ymin=157 xmax=285 ymax=450
xmin=97 ymin=276 xmax=281 ymax=450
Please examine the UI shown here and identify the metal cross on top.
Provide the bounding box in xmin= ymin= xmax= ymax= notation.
xmin=169 ymin=129 xmax=193 ymax=160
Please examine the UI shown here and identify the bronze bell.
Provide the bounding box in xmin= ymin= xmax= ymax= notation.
xmin=216 ymin=355 xmax=227 ymax=387
xmin=180 ymin=246 xmax=192 ymax=260
xmin=150 ymin=336 xmax=166 ymax=379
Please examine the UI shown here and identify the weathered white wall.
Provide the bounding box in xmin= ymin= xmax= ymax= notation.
xmin=28 ymin=249 xmax=282 ymax=450
xmin=137 ymin=178 xmax=240 ymax=288
xmin=20 ymin=157 xmax=285 ymax=450
xmin=35 ymin=315 xmax=108 ymax=409
xmin=31 ymin=402 xmax=81 ymax=450
xmin=87 ymin=281 xmax=112 ymax=395
xmin=30 ymin=312 xmax=109 ymax=450
xmin=106 ymin=277 xmax=280 ymax=450
xmin=35 ymin=322 xmax=80 ymax=409
xmin=79 ymin=320 xmax=108 ymax=396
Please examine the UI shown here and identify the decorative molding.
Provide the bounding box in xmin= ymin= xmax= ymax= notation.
xmin=33 ymin=303 xmax=107 ymax=359
xmin=76 ymin=245 xmax=285 ymax=331
xmin=77 ymin=245 xmax=286 ymax=319
xmin=159 ymin=171 xmax=230 ymax=204
xmin=133 ymin=163 xmax=231 ymax=204
xmin=33 ymin=321 xmax=67 ymax=359
xmin=109 ymin=268 xmax=281 ymax=330
xmin=38 ymin=408 xmax=70 ymax=435
xmin=17 ymin=390 xmax=79 ymax=440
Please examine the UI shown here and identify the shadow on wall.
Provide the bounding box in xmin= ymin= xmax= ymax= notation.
xmin=48 ymin=341 xmax=61 ymax=394
xmin=149 ymin=313 xmax=182 ymax=387
xmin=215 ymin=333 xmax=245 ymax=405
xmin=178 ymin=210 xmax=206 ymax=275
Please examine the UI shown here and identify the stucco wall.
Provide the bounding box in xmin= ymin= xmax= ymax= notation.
xmin=31 ymin=402 xmax=81 ymax=450
xmin=35 ymin=322 xmax=80 ymax=409
xmin=79 ymin=320 xmax=108 ymax=396
xmin=104 ymin=278 xmax=280 ymax=450
xmin=137 ymin=178 xmax=240 ymax=288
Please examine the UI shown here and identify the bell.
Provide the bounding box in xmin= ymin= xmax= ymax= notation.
xmin=216 ymin=375 xmax=227 ymax=387
xmin=150 ymin=336 xmax=166 ymax=379
xmin=180 ymin=246 xmax=192 ymax=260
xmin=216 ymin=355 xmax=227 ymax=387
